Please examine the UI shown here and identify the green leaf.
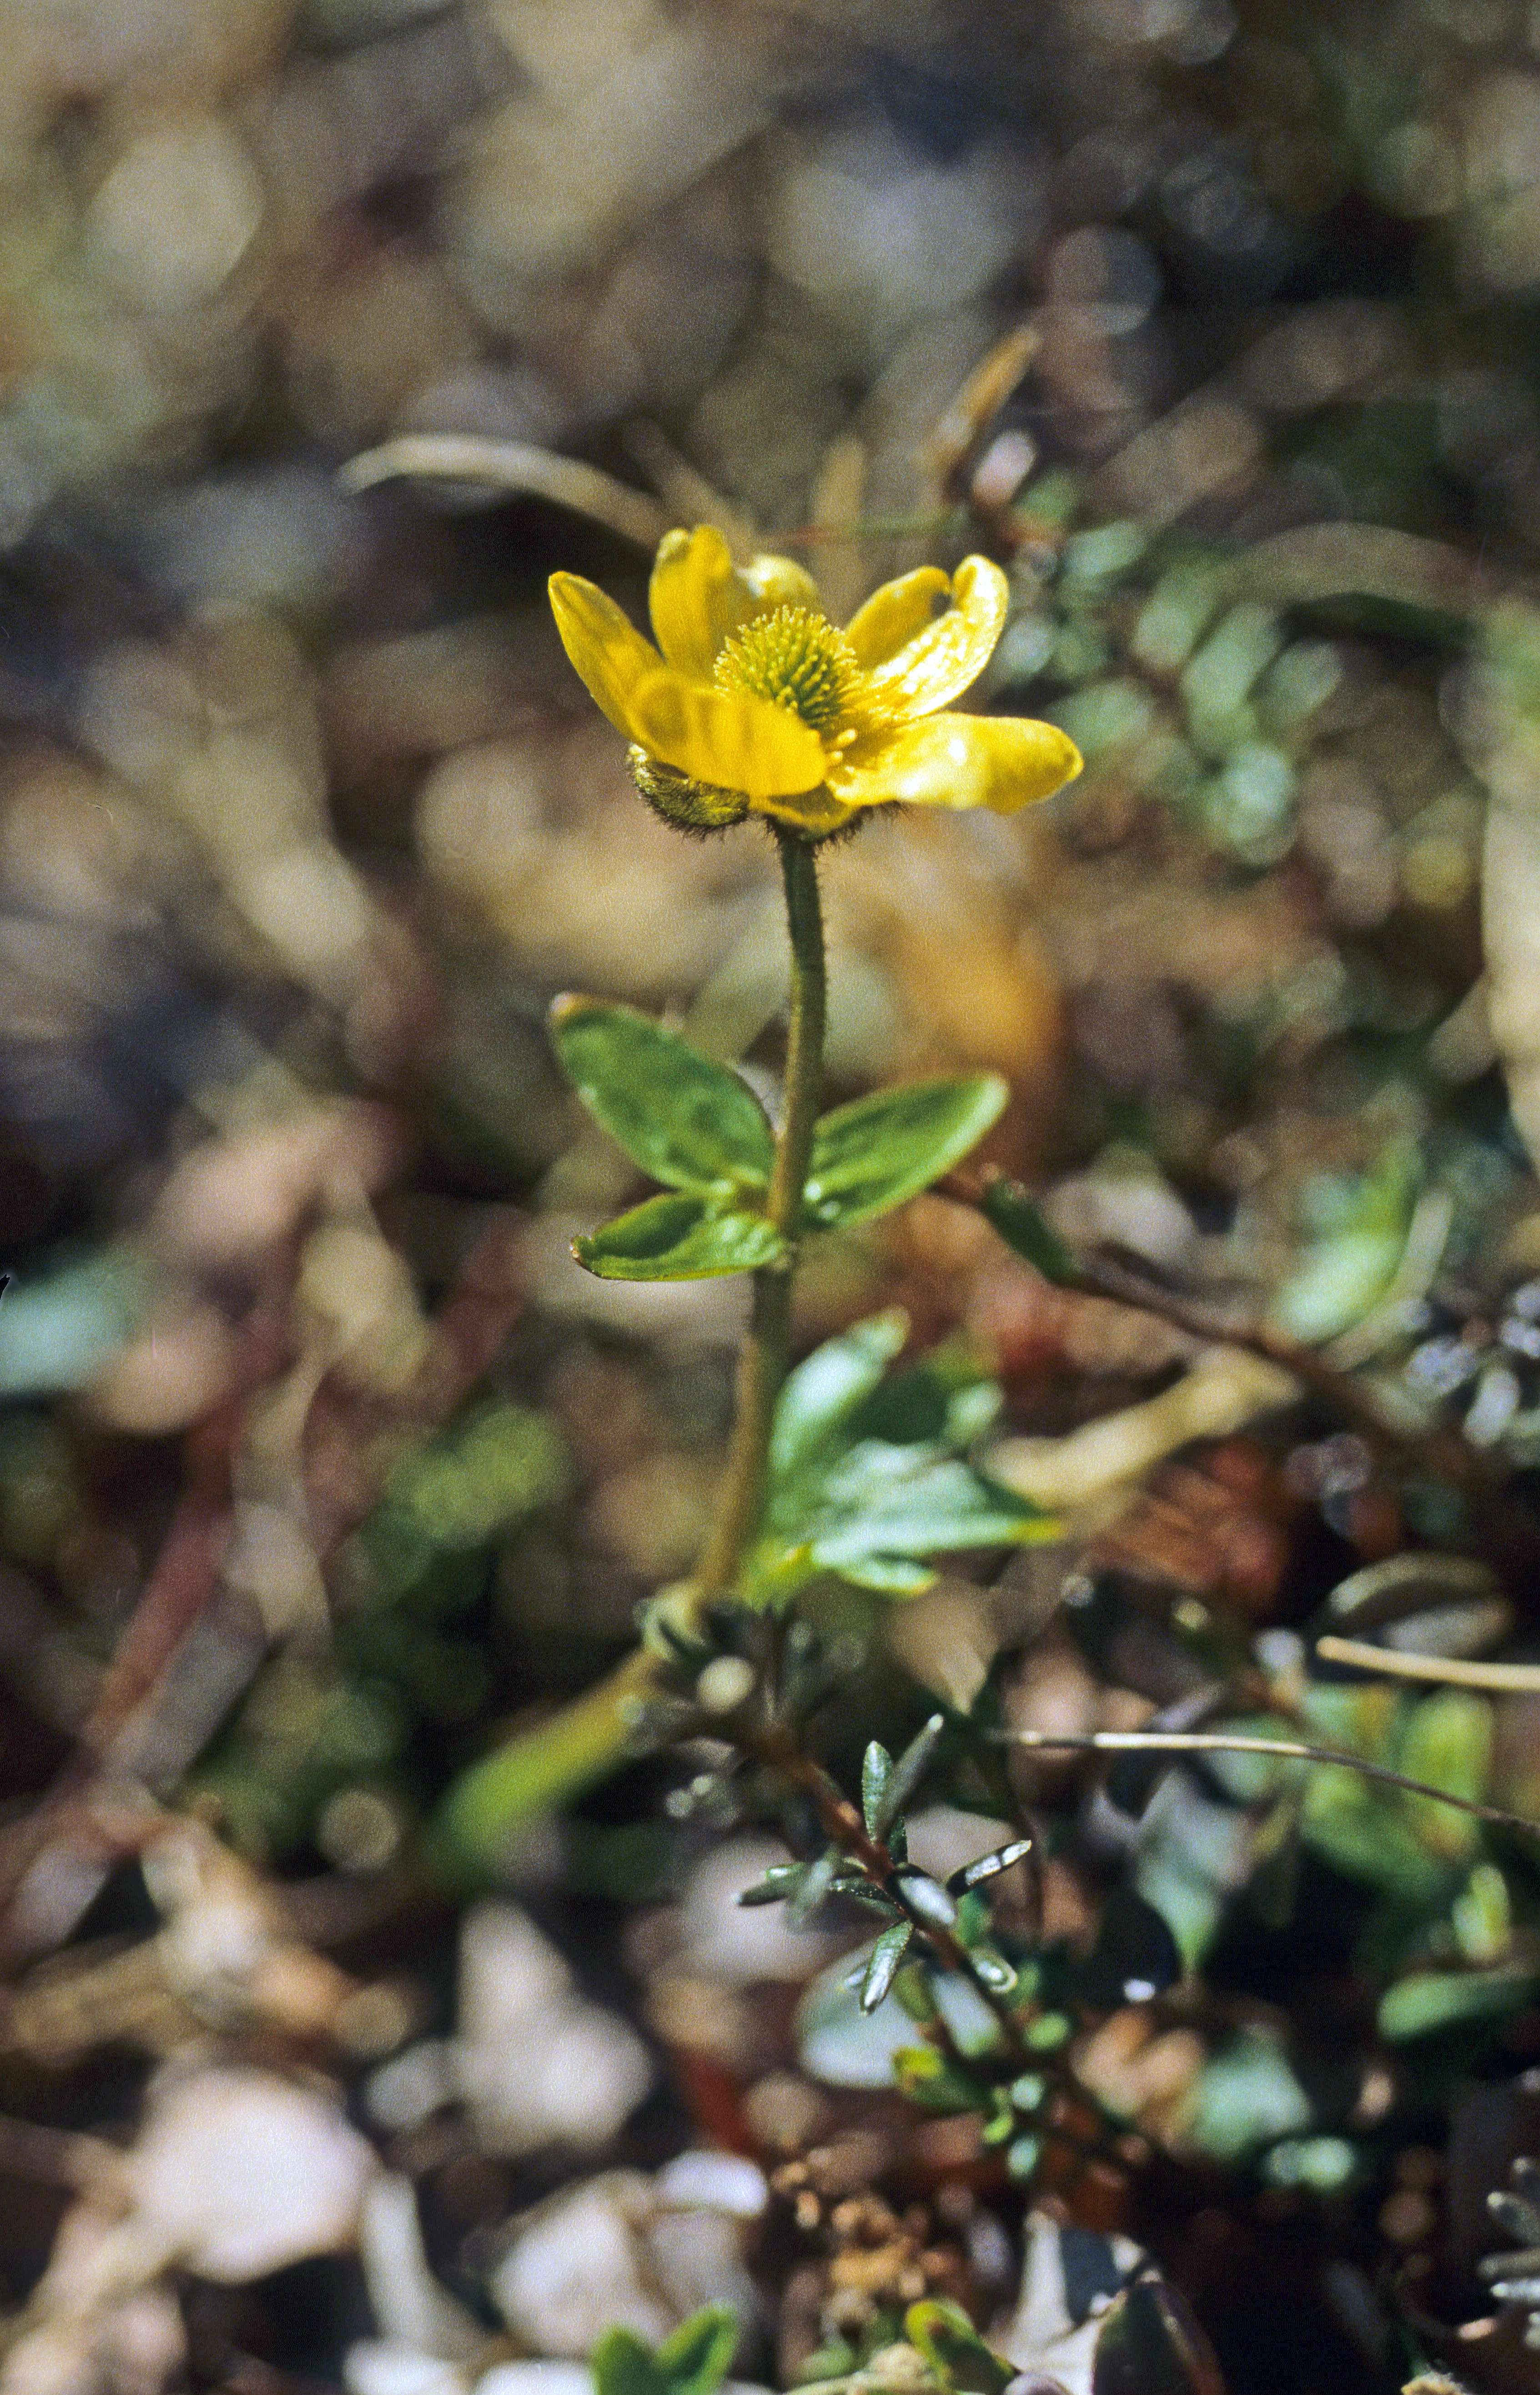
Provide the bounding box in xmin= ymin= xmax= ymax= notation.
xmin=860 ymin=1922 xmax=913 ymax=2012
xmin=801 ymin=1076 xmax=1009 ymax=1232
xmin=654 ymin=2308 xmax=739 ymax=2395
xmin=951 ymin=1838 xmax=1034 ymax=1894
xmin=1378 ymin=1964 xmax=1538 ymax=2041
xmin=896 ymin=1867 xmax=959 ymax=1929
xmin=811 ymin=1458 xmax=1053 ymax=1577
xmin=574 ymin=1192 xmax=786 ymax=1281
xmin=551 ymin=996 xmax=775 ymax=1192
xmin=892 ymin=2044 xmax=987 ymax=2113
xmin=737 ymin=1862 xmax=809 ymax=1907
xmin=905 ymin=2301 xmax=1016 ymax=2395
xmin=1186 ymin=2033 xmax=1309 ymax=2162
xmin=592 ymin=2329 xmax=663 ymax=2395
xmin=978 ymin=1176 xmax=1081 ymax=1283
xmin=876 ymin=1713 xmax=946 ymax=1836
xmin=785 ymin=1847 xmax=840 ymax=1927
xmin=862 ymin=1741 xmax=894 ymax=1838
xmin=770 ymin=1310 xmax=911 ymax=1485
xmin=746 ymin=1319 xmax=1057 ymax=1607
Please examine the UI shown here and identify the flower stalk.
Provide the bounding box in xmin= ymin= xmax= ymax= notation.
xmin=695 ymin=833 xmax=825 ymax=1600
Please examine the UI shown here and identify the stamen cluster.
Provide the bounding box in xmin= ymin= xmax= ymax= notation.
xmin=716 ymin=605 xmax=859 ymax=731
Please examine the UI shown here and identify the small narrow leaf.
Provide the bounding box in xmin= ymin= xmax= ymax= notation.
xmin=979 ymin=1175 xmax=1081 ymax=1283
xmin=950 ymin=1837 xmax=1035 ymax=1894
xmin=654 ymin=2306 xmax=740 ymax=2395
xmin=737 ymin=1862 xmax=809 ymax=1908
xmin=860 ymin=1922 xmax=913 ymax=2012
xmin=551 ymin=996 xmax=775 ymax=1192
xmin=833 ymin=1882 xmax=905 ymax=1918
xmin=896 ymin=1867 xmax=959 ymax=1929
xmin=574 ymin=1192 xmax=786 ymax=1281
xmin=873 ymin=1712 xmax=946 ymax=1837
xmin=802 ymin=1075 xmax=1010 ymax=1232
xmin=786 ymin=1848 xmax=841 ymax=1927
xmin=862 ymin=1741 xmax=895 ymax=1838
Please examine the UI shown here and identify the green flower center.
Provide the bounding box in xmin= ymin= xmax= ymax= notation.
xmin=715 ymin=605 xmax=857 ymax=731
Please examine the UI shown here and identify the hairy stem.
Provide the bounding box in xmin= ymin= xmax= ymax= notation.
xmin=694 ymin=832 xmax=826 ymax=1599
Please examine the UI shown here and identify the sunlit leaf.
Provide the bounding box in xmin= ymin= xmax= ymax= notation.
xmin=551 ymin=996 xmax=775 ymax=1192
xmin=801 ymin=1076 xmax=1009 ymax=1231
xmin=906 ymin=2300 xmax=1016 ymax=2395
xmin=875 ymin=1713 xmax=946 ymax=1837
xmin=860 ymin=1922 xmax=913 ymax=2012
xmin=862 ymin=1741 xmax=894 ymax=1838
xmin=770 ymin=1310 xmax=910 ymax=1484
xmin=574 ymin=1192 xmax=785 ymax=1280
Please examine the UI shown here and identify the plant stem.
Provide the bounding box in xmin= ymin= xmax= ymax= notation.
xmin=434 ymin=835 xmax=827 ymax=1871
xmin=694 ymin=832 xmax=826 ymax=1600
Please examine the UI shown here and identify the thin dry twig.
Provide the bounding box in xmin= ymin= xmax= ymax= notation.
xmin=1313 ymin=1635 xmax=1540 ymax=1693
xmin=991 ymin=1725 xmax=1540 ymax=1837
xmin=340 ymin=435 xmax=671 ymax=548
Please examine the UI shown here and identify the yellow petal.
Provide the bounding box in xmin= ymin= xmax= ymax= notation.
xmin=626 ymin=669 xmax=829 ymax=801
xmin=826 ymin=710 xmax=1082 ymax=813
xmin=549 ymin=572 xmax=667 ymax=739
xmin=648 ymin=525 xmax=750 ymax=677
xmin=751 ymin=781 xmax=859 ymax=836
xmin=861 ymin=555 xmax=1010 ymax=719
xmin=842 ymin=566 xmax=949 ymax=669
xmin=741 ymin=552 xmax=823 ymax=612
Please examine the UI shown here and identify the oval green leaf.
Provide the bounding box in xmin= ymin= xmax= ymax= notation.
xmin=801 ymin=1075 xmax=1010 ymax=1231
xmin=574 ymin=1192 xmax=786 ymax=1280
xmin=552 ymin=996 xmax=775 ymax=1192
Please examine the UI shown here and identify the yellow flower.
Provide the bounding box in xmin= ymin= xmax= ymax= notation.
xmin=548 ymin=524 xmax=1082 ymax=837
